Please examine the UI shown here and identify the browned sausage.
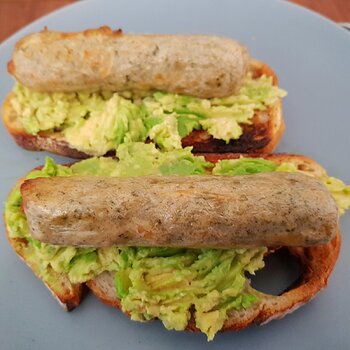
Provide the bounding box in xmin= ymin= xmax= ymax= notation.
xmin=10 ymin=27 xmax=249 ymax=98
xmin=20 ymin=172 xmax=339 ymax=248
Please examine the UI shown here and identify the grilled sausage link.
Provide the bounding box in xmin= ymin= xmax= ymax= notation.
xmin=9 ymin=27 xmax=249 ymax=98
xmin=21 ymin=172 xmax=339 ymax=248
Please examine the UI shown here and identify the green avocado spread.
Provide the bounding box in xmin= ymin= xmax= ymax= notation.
xmin=5 ymin=144 xmax=350 ymax=340
xmin=10 ymin=73 xmax=286 ymax=155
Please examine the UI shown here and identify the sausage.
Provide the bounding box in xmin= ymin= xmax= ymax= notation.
xmin=9 ymin=27 xmax=249 ymax=98
xmin=20 ymin=172 xmax=339 ymax=249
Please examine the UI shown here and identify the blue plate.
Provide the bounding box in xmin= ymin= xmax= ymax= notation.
xmin=1 ymin=1 xmax=349 ymax=349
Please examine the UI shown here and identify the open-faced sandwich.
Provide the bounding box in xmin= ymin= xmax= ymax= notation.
xmin=3 ymin=27 xmax=286 ymax=157
xmin=5 ymin=143 xmax=350 ymax=340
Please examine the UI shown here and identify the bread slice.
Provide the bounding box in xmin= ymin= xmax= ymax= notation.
xmin=87 ymin=232 xmax=340 ymax=331
xmin=5 ymin=224 xmax=83 ymax=311
xmin=4 ymin=173 xmax=84 ymax=311
xmin=2 ymin=60 xmax=284 ymax=158
xmin=4 ymin=153 xmax=339 ymax=333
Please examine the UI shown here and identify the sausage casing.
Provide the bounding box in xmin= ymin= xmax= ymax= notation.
xmin=20 ymin=172 xmax=339 ymax=248
xmin=9 ymin=27 xmax=249 ymax=98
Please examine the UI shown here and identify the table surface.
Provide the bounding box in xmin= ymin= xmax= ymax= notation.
xmin=0 ymin=0 xmax=349 ymax=43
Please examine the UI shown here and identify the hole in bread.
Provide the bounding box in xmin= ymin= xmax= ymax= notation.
xmin=248 ymin=248 xmax=302 ymax=295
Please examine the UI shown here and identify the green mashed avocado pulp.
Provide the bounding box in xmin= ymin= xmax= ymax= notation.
xmin=5 ymin=144 xmax=350 ymax=340
xmin=10 ymin=74 xmax=286 ymax=155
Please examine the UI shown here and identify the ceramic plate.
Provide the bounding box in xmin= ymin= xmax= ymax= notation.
xmin=0 ymin=1 xmax=349 ymax=349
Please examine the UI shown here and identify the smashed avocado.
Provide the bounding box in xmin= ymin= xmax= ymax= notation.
xmin=5 ymin=143 xmax=350 ymax=340
xmin=11 ymin=73 xmax=286 ymax=155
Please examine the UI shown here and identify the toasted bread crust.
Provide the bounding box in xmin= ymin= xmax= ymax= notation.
xmin=4 ymin=221 xmax=84 ymax=311
xmin=182 ymin=101 xmax=283 ymax=153
xmin=182 ymin=59 xmax=284 ymax=154
xmin=2 ymin=60 xmax=284 ymax=157
xmin=87 ymin=232 xmax=341 ymax=332
xmin=2 ymin=95 xmax=89 ymax=158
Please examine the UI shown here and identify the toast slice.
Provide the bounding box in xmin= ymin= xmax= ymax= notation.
xmin=88 ymin=232 xmax=340 ymax=331
xmin=2 ymin=60 xmax=284 ymax=158
xmin=4 ymin=153 xmax=340 ymax=334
